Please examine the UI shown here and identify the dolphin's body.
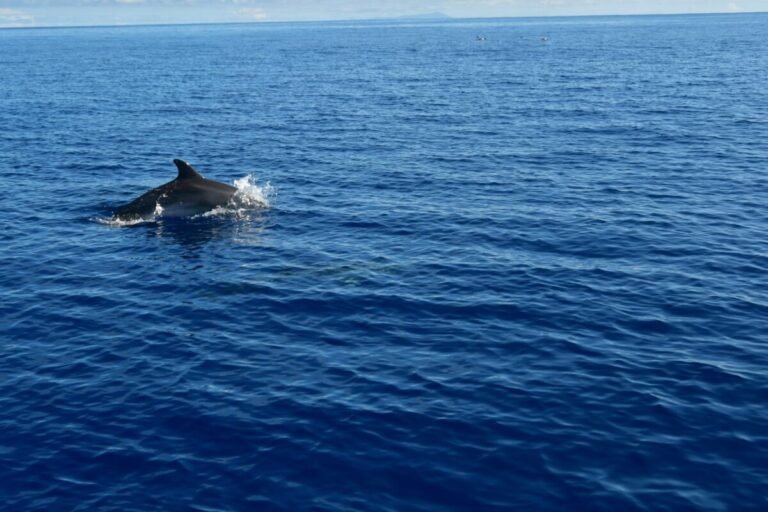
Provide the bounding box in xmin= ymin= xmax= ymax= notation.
xmin=114 ymin=159 xmax=237 ymax=220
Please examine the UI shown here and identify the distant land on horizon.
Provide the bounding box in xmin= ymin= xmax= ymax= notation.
xmin=1 ymin=9 xmax=766 ymax=30
xmin=392 ymin=12 xmax=452 ymax=20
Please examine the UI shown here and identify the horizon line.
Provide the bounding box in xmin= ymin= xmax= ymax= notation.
xmin=1 ymin=10 xmax=766 ymax=31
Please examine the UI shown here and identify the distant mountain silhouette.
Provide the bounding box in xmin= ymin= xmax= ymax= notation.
xmin=392 ymin=12 xmax=452 ymax=20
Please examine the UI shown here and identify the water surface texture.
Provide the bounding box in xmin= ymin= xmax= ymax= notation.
xmin=2 ymin=14 xmax=768 ymax=511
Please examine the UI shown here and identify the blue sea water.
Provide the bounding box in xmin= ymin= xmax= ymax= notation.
xmin=1 ymin=12 xmax=768 ymax=511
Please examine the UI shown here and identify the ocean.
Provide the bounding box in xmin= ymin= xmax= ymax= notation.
xmin=1 ymin=13 xmax=767 ymax=511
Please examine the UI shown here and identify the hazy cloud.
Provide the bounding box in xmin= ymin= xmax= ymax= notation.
xmin=0 ymin=7 xmax=33 ymax=25
xmin=1 ymin=0 xmax=265 ymax=4
xmin=236 ymin=6 xmax=267 ymax=20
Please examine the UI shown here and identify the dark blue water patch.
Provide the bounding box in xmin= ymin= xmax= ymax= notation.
xmin=2 ymin=12 xmax=768 ymax=512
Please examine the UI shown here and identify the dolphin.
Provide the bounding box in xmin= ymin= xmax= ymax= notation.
xmin=114 ymin=159 xmax=237 ymax=220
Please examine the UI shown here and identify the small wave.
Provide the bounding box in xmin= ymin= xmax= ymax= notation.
xmin=93 ymin=215 xmax=155 ymax=227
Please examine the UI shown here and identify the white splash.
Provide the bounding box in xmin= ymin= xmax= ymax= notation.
xmin=234 ymin=174 xmax=274 ymax=208
xmin=198 ymin=174 xmax=275 ymax=219
xmin=94 ymin=214 xmax=153 ymax=227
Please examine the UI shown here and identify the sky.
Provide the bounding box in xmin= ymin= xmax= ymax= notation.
xmin=0 ymin=0 xmax=766 ymax=28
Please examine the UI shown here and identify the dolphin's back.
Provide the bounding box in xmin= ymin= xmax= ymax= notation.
xmin=114 ymin=182 xmax=174 ymax=220
xmin=113 ymin=160 xmax=237 ymax=220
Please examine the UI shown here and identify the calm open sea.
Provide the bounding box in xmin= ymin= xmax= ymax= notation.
xmin=1 ymin=13 xmax=767 ymax=511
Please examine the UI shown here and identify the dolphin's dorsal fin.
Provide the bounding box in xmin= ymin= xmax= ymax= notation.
xmin=173 ymin=159 xmax=203 ymax=180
